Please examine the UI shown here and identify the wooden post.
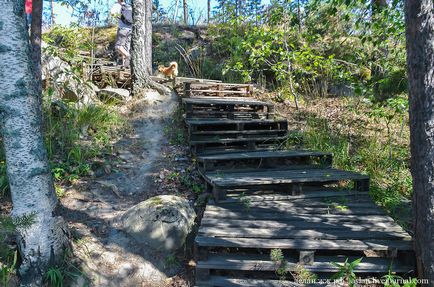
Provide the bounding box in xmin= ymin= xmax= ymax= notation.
xmin=217 ymin=84 xmax=224 ymax=97
xmin=184 ymin=82 xmax=191 ymax=98
xmin=299 ymin=251 xmax=315 ymax=265
xmin=355 ymin=178 xmax=370 ymax=192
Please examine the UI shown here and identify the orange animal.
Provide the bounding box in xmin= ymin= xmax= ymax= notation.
xmin=158 ymin=62 xmax=178 ymax=79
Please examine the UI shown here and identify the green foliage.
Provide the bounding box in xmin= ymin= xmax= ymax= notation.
xmin=270 ymin=249 xmax=288 ymax=280
xmin=330 ymin=257 xmax=362 ymax=287
xmin=42 ymin=25 xmax=93 ymax=64
xmin=44 ymin=266 xmax=65 ymax=287
xmin=210 ymin=0 xmax=406 ymax=101
xmin=292 ymin=264 xmax=317 ymax=284
xmin=0 ymin=214 xmax=36 ymax=285
xmin=0 ymin=250 xmax=17 ymax=287
xmin=0 ymin=160 xmax=8 ymax=197
xmin=43 ymin=92 xmax=127 ymax=183
xmin=42 ymin=249 xmax=89 ymax=287
xmin=382 ymin=268 xmax=403 ymax=287
xmin=298 ymin=99 xmax=411 ymax=222
xmin=164 ymin=254 xmax=181 ymax=269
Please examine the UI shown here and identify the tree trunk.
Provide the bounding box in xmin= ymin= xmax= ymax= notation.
xmin=173 ymin=0 xmax=178 ymax=23
xmin=404 ymin=0 xmax=434 ymax=284
xmin=207 ymin=0 xmax=210 ymax=23
xmin=31 ymin=0 xmax=43 ymax=97
xmin=371 ymin=0 xmax=387 ymax=101
xmin=132 ymin=0 xmax=169 ymax=96
xmin=0 ymin=1 xmax=68 ymax=285
xmin=183 ymin=0 xmax=188 ymax=25
xmin=50 ymin=0 xmax=54 ymax=25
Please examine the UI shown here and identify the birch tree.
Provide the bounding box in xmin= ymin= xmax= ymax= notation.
xmin=405 ymin=0 xmax=434 ymax=284
xmin=0 ymin=0 xmax=68 ymax=285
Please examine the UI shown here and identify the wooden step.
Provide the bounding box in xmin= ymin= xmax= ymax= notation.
xmin=183 ymin=82 xmax=253 ymax=98
xmin=183 ymin=96 xmax=275 ymax=120
xmin=221 ymin=189 xmax=368 ymax=203
xmin=195 ymin=236 xmax=413 ymax=252
xmin=190 ymin=136 xmax=287 ymax=155
xmin=196 ymin=275 xmax=303 ymax=287
xmin=197 ymin=150 xmax=332 ymax=172
xmin=203 ymin=168 xmax=369 ymax=200
xmin=185 ymin=118 xmax=288 ymax=136
xmin=197 ymin=254 xmax=414 ymax=274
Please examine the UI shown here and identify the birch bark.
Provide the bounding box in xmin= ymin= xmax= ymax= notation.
xmin=0 ymin=0 xmax=68 ymax=285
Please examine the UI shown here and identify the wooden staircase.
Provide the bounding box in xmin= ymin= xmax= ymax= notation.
xmin=177 ymin=81 xmax=414 ymax=286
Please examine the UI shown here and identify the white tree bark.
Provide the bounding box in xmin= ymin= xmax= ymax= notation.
xmin=0 ymin=0 xmax=68 ymax=285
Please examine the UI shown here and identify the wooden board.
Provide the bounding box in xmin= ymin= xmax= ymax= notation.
xmin=183 ymin=96 xmax=270 ymax=106
xmin=190 ymin=135 xmax=288 ymax=144
xmin=197 ymin=254 xmax=413 ymax=273
xmin=197 ymin=150 xmax=331 ymax=162
xmin=196 ymin=276 xmax=304 ymax=287
xmin=195 ymin=236 xmax=413 ymax=251
xmin=203 ymin=168 xmax=368 ymax=189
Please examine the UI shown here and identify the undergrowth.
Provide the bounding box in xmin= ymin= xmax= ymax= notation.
xmin=290 ymin=96 xmax=412 ymax=228
xmin=44 ymin=94 xmax=128 ymax=183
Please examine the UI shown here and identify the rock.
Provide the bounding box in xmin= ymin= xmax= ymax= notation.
xmin=97 ymin=87 xmax=132 ymax=104
xmin=118 ymin=150 xmax=135 ymax=161
xmin=96 ymin=180 xmax=122 ymax=198
xmin=181 ymin=30 xmax=196 ymax=41
xmin=42 ymin=43 xmax=98 ymax=105
xmin=120 ymin=195 xmax=196 ymax=252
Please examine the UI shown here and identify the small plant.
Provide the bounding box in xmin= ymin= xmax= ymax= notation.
xmin=238 ymin=192 xmax=252 ymax=211
xmin=381 ymin=268 xmax=402 ymax=287
xmin=270 ymin=249 xmax=288 ymax=280
xmin=164 ymin=254 xmax=181 ymax=269
xmin=0 ymin=160 xmax=9 ymax=197
xmin=44 ymin=266 xmax=64 ymax=287
xmin=330 ymin=257 xmax=362 ymax=287
xmin=55 ymin=184 xmax=66 ymax=198
xmin=0 ymin=250 xmax=17 ymax=287
xmin=291 ymin=264 xmax=317 ymax=284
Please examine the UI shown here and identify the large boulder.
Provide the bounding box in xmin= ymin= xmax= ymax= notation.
xmin=97 ymin=87 xmax=131 ymax=104
xmin=42 ymin=44 xmax=98 ymax=105
xmin=120 ymin=195 xmax=196 ymax=252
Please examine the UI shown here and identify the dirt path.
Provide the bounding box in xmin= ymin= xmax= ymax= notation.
xmin=61 ymin=90 xmax=183 ymax=287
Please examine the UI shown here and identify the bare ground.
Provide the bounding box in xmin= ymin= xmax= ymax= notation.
xmin=60 ymin=90 xmax=195 ymax=287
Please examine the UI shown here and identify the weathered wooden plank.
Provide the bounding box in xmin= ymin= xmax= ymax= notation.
xmin=190 ymin=135 xmax=287 ymax=145
xmin=197 ymin=150 xmax=332 ymax=161
xmin=191 ymin=129 xmax=288 ymax=135
xmin=185 ymin=111 xmax=271 ymax=120
xmin=198 ymin=226 xmax=410 ymax=240
xmin=208 ymin=197 xmax=374 ymax=208
xmin=201 ymin=209 xmax=395 ymax=221
xmin=197 ymin=254 xmax=414 ymax=273
xmin=199 ymin=218 xmax=403 ymax=232
xmin=188 ymin=89 xmax=250 ymax=94
xmin=204 ymin=168 xmax=368 ymax=187
xmin=196 ymin=276 xmax=304 ymax=287
xmin=185 ymin=118 xmax=286 ymax=125
xmin=182 ymin=96 xmax=270 ymax=105
xmin=221 ymin=190 xmax=368 ymax=202
xmin=175 ymin=76 xmax=222 ymax=84
xmin=195 ymin=236 xmax=414 ymax=251
xmin=203 ymin=206 xmax=386 ymax=217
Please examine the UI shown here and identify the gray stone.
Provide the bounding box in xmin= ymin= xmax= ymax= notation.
xmin=97 ymin=87 xmax=132 ymax=104
xmin=181 ymin=30 xmax=196 ymax=40
xmin=42 ymin=43 xmax=98 ymax=105
xmin=120 ymin=195 xmax=196 ymax=252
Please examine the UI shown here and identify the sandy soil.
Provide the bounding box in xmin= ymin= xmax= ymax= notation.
xmin=60 ymin=90 xmax=194 ymax=287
